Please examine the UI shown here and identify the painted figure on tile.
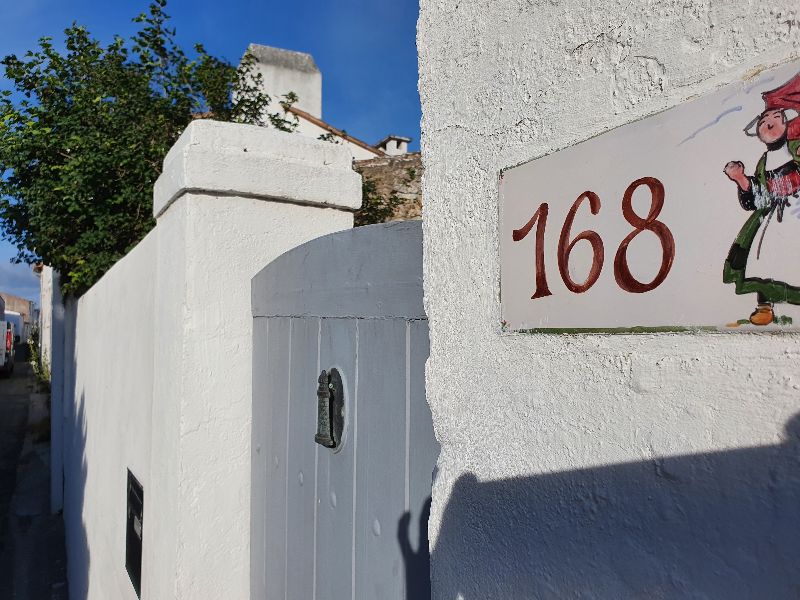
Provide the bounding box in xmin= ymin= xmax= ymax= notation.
xmin=723 ymin=71 xmax=800 ymax=325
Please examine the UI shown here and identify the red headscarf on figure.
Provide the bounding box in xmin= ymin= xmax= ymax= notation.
xmin=763 ymin=71 xmax=800 ymax=140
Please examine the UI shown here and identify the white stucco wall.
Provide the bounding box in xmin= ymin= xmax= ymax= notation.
xmin=147 ymin=120 xmax=359 ymax=600
xmin=418 ymin=2 xmax=800 ymax=598
xmin=64 ymin=231 xmax=157 ymax=600
xmin=57 ymin=119 xmax=361 ymax=600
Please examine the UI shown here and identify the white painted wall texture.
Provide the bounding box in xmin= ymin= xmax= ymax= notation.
xmin=58 ymin=120 xmax=360 ymax=600
xmin=418 ymin=2 xmax=800 ymax=598
xmin=65 ymin=231 xmax=157 ymax=600
xmin=148 ymin=121 xmax=357 ymax=600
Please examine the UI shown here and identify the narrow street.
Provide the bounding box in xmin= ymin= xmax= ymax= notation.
xmin=0 ymin=356 xmax=68 ymax=599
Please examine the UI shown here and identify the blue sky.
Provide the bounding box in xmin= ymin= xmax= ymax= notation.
xmin=0 ymin=0 xmax=421 ymax=302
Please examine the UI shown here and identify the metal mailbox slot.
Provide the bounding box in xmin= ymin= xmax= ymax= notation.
xmin=126 ymin=469 xmax=143 ymax=598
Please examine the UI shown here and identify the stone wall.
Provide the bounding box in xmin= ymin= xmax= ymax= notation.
xmin=355 ymin=152 xmax=423 ymax=221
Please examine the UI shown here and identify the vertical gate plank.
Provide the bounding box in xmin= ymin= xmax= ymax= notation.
xmin=252 ymin=223 xmax=431 ymax=600
xmin=265 ymin=318 xmax=292 ymax=600
xmin=355 ymin=318 xmax=408 ymax=600
xmin=251 ymin=317 xmax=269 ymax=599
xmin=407 ymin=320 xmax=438 ymax=590
xmin=286 ymin=317 xmax=320 ymax=599
xmin=316 ymin=318 xmax=358 ymax=600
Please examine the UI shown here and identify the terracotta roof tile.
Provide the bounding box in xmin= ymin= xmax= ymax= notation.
xmin=283 ymin=104 xmax=385 ymax=157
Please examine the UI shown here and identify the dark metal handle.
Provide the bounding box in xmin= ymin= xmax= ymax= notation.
xmin=315 ymin=368 xmax=344 ymax=449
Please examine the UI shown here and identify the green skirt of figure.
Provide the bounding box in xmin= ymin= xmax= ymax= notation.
xmin=723 ymin=208 xmax=800 ymax=304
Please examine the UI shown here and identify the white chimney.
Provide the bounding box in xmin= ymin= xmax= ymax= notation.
xmin=245 ymin=44 xmax=322 ymax=118
xmin=376 ymin=135 xmax=411 ymax=156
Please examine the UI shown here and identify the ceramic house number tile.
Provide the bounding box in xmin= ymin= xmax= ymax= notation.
xmin=500 ymin=60 xmax=800 ymax=332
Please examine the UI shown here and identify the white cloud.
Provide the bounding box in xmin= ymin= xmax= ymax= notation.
xmin=0 ymin=261 xmax=39 ymax=303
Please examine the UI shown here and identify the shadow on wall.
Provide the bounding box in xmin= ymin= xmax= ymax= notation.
xmin=62 ymin=310 xmax=91 ymax=599
xmin=63 ymin=393 xmax=91 ymax=599
xmin=398 ymin=496 xmax=432 ymax=600
xmin=432 ymin=414 xmax=800 ymax=599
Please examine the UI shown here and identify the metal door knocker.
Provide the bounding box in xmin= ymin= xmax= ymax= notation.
xmin=315 ymin=368 xmax=344 ymax=449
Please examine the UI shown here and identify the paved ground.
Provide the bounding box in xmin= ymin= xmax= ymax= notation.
xmin=0 ymin=355 xmax=68 ymax=599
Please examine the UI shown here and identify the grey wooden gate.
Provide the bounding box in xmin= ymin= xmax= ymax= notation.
xmin=251 ymin=221 xmax=438 ymax=600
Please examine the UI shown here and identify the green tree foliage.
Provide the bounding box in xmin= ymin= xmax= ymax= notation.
xmin=354 ymin=166 xmax=418 ymax=227
xmin=0 ymin=1 xmax=296 ymax=297
xmin=355 ymin=177 xmax=402 ymax=227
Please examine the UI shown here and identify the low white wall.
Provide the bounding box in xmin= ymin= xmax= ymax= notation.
xmin=148 ymin=196 xmax=354 ymax=600
xmin=418 ymin=1 xmax=800 ymax=598
xmin=64 ymin=231 xmax=156 ymax=600
xmin=57 ymin=119 xmax=361 ymax=600
xmin=149 ymin=120 xmax=359 ymax=600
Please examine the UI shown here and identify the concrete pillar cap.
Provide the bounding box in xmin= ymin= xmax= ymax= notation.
xmin=153 ymin=119 xmax=362 ymax=218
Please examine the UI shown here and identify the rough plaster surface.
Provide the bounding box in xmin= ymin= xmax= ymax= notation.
xmin=148 ymin=122 xmax=357 ymax=600
xmin=158 ymin=195 xmax=352 ymax=600
xmin=58 ymin=120 xmax=359 ymax=600
xmin=153 ymin=119 xmax=361 ymax=217
xmin=418 ymin=2 xmax=800 ymax=598
xmin=65 ymin=231 xmax=157 ymax=600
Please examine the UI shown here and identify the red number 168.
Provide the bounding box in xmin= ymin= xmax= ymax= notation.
xmin=512 ymin=177 xmax=675 ymax=300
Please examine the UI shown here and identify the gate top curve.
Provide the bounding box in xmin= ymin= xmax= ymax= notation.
xmin=251 ymin=220 xmax=424 ymax=319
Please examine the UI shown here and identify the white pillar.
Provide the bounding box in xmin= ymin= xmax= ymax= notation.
xmin=42 ymin=267 xmax=66 ymax=513
xmin=418 ymin=2 xmax=800 ymax=598
xmin=145 ymin=120 xmax=361 ymax=600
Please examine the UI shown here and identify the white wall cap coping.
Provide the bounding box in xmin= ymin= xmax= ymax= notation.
xmin=153 ymin=119 xmax=362 ymax=218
